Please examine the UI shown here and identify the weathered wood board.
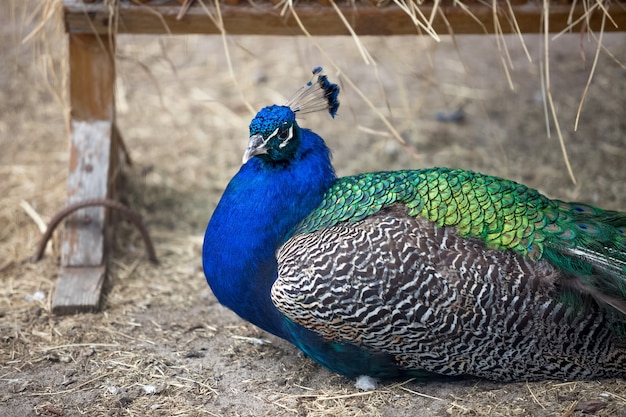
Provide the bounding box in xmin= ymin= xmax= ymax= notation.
xmin=53 ymin=266 xmax=107 ymax=315
xmin=53 ymin=33 xmax=118 ymax=315
xmin=63 ymin=0 xmax=626 ymax=36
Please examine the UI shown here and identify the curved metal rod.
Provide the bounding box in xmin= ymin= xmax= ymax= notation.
xmin=33 ymin=198 xmax=159 ymax=265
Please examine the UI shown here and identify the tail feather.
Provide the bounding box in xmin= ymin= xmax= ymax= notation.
xmin=564 ymin=245 xmax=626 ymax=282
xmin=544 ymin=202 xmax=626 ymax=319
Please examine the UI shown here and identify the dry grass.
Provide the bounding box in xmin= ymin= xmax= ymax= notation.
xmin=1 ymin=1 xmax=625 ymax=416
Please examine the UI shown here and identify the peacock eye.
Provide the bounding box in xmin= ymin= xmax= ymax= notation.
xmin=278 ymin=126 xmax=293 ymax=141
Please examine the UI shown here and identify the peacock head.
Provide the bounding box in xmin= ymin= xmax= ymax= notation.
xmin=243 ymin=67 xmax=340 ymax=164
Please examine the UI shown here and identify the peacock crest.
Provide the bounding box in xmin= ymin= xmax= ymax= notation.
xmin=244 ymin=67 xmax=339 ymax=164
xmin=286 ymin=66 xmax=340 ymax=117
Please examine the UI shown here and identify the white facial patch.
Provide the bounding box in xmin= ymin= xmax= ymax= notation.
xmin=264 ymin=127 xmax=279 ymax=145
xmin=278 ymin=126 xmax=294 ymax=148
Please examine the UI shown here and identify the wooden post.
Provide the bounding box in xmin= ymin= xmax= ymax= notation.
xmin=52 ymin=33 xmax=118 ymax=315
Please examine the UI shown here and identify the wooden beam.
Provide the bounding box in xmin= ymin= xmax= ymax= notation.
xmin=63 ymin=0 xmax=626 ymax=36
xmin=53 ymin=33 xmax=118 ymax=315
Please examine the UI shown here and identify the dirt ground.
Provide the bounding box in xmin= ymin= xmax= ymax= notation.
xmin=1 ymin=3 xmax=626 ymax=417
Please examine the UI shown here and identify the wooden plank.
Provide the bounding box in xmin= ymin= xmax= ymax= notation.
xmin=54 ymin=33 xmax=117 ymax=315
xmin=52 ymin=266 xmax=106 ymax=315
xmin=62 ymin=120 xmax=113 ymax=266
xmin=63 ymin=0 xmax=626 ymax=35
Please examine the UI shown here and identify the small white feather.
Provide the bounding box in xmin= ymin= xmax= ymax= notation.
xmin=355 ymin=375 xmax=378 ymax=391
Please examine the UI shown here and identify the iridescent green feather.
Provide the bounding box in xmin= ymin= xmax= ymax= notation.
xmin=296 ymin=168 xmax=550 ymax=257
xmin=294 ymin=167 xmax=626 ymax=313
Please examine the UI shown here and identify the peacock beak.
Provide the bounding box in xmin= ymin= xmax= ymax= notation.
xmin=242 ymin=134 xmax=268 ymax=164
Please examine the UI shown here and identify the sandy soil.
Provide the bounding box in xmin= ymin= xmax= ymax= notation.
xmin=1 ymin=3 xmax=626 ymax=416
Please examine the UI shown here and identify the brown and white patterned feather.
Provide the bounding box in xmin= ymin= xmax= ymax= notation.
xmin=272 ymin=204 xmax=626 ymax=381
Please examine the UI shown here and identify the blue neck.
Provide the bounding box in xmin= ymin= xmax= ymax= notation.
xmin=202 ymin=128 xmax=336 ymax=340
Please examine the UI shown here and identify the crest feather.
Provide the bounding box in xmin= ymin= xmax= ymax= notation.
xmin=286 ymin=67 xmax=340 ymax=118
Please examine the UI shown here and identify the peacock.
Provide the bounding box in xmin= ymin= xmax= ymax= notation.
xmin=202 ymin=68 xmax=626 ymax=382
